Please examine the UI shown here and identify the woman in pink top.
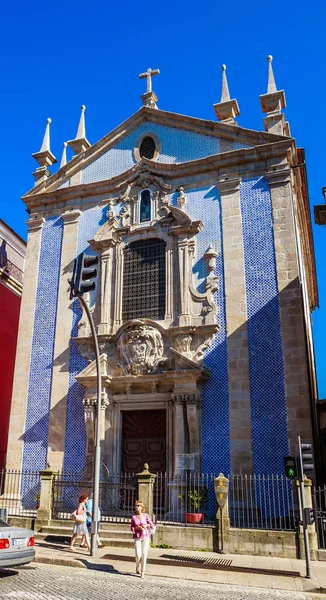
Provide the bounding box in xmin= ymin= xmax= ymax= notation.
xmin=130 ymin=500 xmax=155 ymax=578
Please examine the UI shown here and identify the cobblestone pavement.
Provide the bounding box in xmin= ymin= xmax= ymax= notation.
xmin=0 ymin=564 xmax=315 ymax=600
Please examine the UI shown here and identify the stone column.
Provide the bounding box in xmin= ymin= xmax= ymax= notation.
xmin=186 ymin=395 xmax=202 ymax=473
xmin=297 ymin=477 xmax=318 ymax=560
xmin=266 ymin=168 xmax=313 ymax=453
xmin=98 ymin=246 xmax=114 ymax=335
xmin=136 ymin=463 xmax=157 ymax=519
xmin=35 ymin=467 xmax=56 ymax=526
xmin=47 ymin=209 xmax=81 ymax=471
xmin=6 ymin=217 xmax=45 ymax=470
xmin=217 ymin=175 xmax=253 ymax=474
xmin=172 ymin=395 xmax=186 ymax=474
xmin=177 ymin=238 xmax=190 ymax=326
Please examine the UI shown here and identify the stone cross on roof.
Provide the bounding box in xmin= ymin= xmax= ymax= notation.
xmin=139 ymin=67 xmax=160 ymax=93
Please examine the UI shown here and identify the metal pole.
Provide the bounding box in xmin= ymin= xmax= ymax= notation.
xmin=220 ymin=506 xmax=224 ymax=553
xmin=78 ymin=296 xmax=101 ymax=558
xmin=298 ymin=435 xmax=311 ymax=578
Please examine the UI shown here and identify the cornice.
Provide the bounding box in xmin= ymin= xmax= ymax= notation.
xmin=23 ymin=138 xmax=295 ymax=213
xmin=26 ymin=216 xmax=45 ymax=232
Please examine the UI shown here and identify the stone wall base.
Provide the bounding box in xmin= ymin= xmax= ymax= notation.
xmin=154 ymin=524 xmax=318 ymax=560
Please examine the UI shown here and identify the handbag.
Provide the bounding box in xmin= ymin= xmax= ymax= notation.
xmin=71 ymin=509 xmax=86 ymax=524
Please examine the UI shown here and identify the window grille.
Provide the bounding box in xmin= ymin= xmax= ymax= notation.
xmin=122 ymin=238 xmax=166 ymax=321
xmin=139 ymin=136 xmax=156 ymax=159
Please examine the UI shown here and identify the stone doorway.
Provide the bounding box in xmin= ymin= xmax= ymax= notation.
xmin=121 ymin=409 xmax=166 ymax=474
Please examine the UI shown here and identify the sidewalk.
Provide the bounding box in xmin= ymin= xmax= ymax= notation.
xmin=34 ymin=540 xmax=326 ymax=595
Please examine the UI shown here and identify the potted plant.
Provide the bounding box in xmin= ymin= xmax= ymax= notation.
xmin=178 ymin=487 xmax=208 ymax=524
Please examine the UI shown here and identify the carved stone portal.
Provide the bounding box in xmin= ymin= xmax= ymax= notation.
xmin=117 ymin=323 xmax=164 ymax=375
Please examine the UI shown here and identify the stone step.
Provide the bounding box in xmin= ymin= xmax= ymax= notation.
xmin=51 ymin=520 xmax=130 ymax=531
xmin=104 ymin=538 xmax=134 ymax=549
xmin=35 ymin=532 xmax=134 ymax=549
xmin=39 ymin=526 xmax=131 ymax=540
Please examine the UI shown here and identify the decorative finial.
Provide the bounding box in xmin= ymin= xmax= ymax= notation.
xmin=31 ymin=117 xmax=57 ymax=184
xmin=67 ymin=105 xmax=91 ymax=155
xmin=60 ymin=142 xmax=67 ymax=168
xmin=267 ymin=55 xmax=277 ymax=93
xmin=220 ymin=64 xmax=231 ymax=102
xmin=260 ymin=55 xmax=289 ymax=136
xmin=213 ymin=64 xmax=240 ymax=124
xmin=139 ymin=67 xmax=160 ymax=108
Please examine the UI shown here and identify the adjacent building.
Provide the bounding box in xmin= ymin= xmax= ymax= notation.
xmin=0 ymin=220 xmax=26 ymax=469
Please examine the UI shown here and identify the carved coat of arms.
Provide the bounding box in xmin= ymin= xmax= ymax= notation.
xmin=117 ymin=323 xmax=164 ymax=376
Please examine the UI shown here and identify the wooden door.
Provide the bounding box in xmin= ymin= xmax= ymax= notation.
xmin=121 ymin=410 xmax=166 ymax=474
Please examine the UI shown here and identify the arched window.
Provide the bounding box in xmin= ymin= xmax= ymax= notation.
xmin=122 ymin=238 xmax=166 ymax=321
xmin=139 ymin=136 xmax=156 ymax=159
xmin=139 ymin=189 xmax=151 ymax=223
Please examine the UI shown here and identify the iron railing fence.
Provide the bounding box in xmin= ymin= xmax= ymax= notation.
xmin=154 ymin=472 xmax=298 ymax=531
xmin=229 ymin=474 xmax=297 ymax=531
xmin=0 ymin=469 xmax=41 ymax=517
xmin=154 ymin=472 xmax=215 ymax=526
xmin=52 ymin=471 xmax=137 ymax=521
xmin=313 ymin=485 xmax=326 ymax=549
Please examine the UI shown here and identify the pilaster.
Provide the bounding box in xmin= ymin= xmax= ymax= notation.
xmin=216 ymin=175 xmax=253 ymax=474
xmin=6 ymin=216 xmax=45 ymax=469
xmin=265 ymin=168 xmax=313 ymax=452
xmin=47 ymin=209 xmax=81 ymax=471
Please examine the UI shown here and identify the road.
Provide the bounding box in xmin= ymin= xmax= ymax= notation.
xmin=0 ymin=563 xmax=315 ymax=600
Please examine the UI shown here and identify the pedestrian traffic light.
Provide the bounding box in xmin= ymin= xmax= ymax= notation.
xmin=71 ymin=252 xmax=98 ymax=297
xmin=303 ymin=507 xmax=315 ymax=526
xmin=298 ymin=440 xmax=314 ymax=480
xmin=284 ymin=456 xmax=297 ymax=479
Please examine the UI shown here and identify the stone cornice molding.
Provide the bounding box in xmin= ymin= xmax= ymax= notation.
xmin=61 ymin=209 xmax=82 ymax=224
xmin=216 ymin=175 xmax=241 ymax=194
xmin=265 ymin=167 xmax=292 ymax=186
xmin=26 ymin=216 xmax=45 ymax=232
xmin=23 ymin=138 xmax=295 ymax=213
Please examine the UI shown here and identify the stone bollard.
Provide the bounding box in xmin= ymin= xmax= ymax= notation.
xmin=136 ymin=463 xmax=156 ymax=520
xmin=296 ymin=476 xmax=318 ymax=560
xmin=214 ymin=473 xmax=230 ymax=552
xmin=36 ymin=467 xmax=56 ymax=526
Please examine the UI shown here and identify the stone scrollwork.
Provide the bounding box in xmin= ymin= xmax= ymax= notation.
xmin=117 ymin=322 xmax=164 ymax=376
xmin=194 ymin=333 xmax=215 ymax=362
xmin=174 ymin=334 xmax=192 ymax=356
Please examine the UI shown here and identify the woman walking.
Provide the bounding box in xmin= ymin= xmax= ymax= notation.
xmin=69 ymin=493 xmax=90 ymax=551
xmin=130 ymin=500 xmax=155 ymax=578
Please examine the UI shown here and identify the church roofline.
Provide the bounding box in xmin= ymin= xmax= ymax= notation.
xmin=22 ymin=137 xmax=296 ymax=211
xmin=24 ymin=105 xmax=291 ymax=199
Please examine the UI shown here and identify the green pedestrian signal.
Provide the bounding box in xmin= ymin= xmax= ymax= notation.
xmin=284 ymin=456 xmax=297 ymax=479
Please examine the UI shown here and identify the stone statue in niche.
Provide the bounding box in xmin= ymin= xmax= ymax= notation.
xmin=117 ymin=322 xmax=164 ymax=375
xmin=177 ymin=187 xmax=187 ymax=210
xmin=140 ymin=190 xmax=151 ymax=222
xmin=106 ymin=199 xmax=114 ymax=219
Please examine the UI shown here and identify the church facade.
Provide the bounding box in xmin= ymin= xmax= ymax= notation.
xmin=7 ymin=59 xmax=319 ymax=483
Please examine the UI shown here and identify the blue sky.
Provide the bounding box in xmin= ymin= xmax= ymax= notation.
xmin=1 ymin=0 xmax=325 ymax=396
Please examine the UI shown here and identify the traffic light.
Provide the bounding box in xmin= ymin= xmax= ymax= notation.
xmin=284 ymin=456 xmax=297 ymax=479
xmin=303 ymin=507 xmax=315 ymax=526
xmin=71 ymin=252 xmax=98 ymax=297
xmin=298 ymin=440 xmax=314 ymax=480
